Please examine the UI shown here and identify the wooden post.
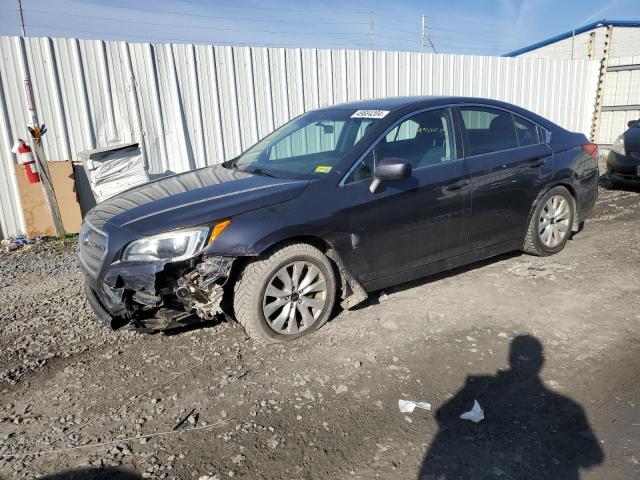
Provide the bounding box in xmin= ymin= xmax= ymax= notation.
xmin=16 ymin=35 xmax=65 ymax=238
xmin=30 ymin=131 xmax=65 ymax=238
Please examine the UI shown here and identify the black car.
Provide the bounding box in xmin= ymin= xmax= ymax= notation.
xmin=606 ymin=119 xmax=640 ymax=185
xmin=78 ymin=96 xmax=599 ymax=342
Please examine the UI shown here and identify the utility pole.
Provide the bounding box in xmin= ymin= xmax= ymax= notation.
xmin=369 ymin=11 xmax=375 ymax=50
xmin=17 ymin=0 xmax=26 ymax=36
xmin=15 ymin=32 xmax=65 ymax=237
xmin=421 ymin=15 xmax=425 ymax=53
xmin=421 ymin=15 xmax=437 ymax=54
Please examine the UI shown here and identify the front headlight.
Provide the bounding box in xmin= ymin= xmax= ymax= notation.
xmin=611 ymin=135 xmax=625 ymax=156
xmin=122 ymin=220 xmax=230 ymax=262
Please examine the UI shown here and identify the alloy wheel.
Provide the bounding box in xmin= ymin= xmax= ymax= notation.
xmin=262 ymin=261 xmax=327 ymax=335
xmin=538 ymin=195 xmax=571 ymax=248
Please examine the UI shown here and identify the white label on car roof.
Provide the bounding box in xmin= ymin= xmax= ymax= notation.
xmin=351 ymin=109 xmax=390 ymax=119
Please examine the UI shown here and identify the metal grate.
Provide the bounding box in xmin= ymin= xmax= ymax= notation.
xmin=77 ymin=222 xmax=108 ymax=277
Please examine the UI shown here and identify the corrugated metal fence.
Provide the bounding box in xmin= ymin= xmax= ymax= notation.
xmin=0 ymin=36 xmax=599 ymax=238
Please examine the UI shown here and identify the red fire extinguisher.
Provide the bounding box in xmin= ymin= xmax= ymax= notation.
xmin=12 ymin=139 xmax=40 ymax=184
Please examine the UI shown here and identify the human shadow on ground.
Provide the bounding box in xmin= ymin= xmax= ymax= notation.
xmin=418 ymin=335 xmax=604 ymax=480
xmin=38 ymin=466 xmax=141 ymax=479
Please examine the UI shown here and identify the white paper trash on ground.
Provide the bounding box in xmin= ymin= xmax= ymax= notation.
xmin=398 ymin=399 xmax=432 ymax=413
xmin=78 ymin=143 xmax=149 ymax=202
xmin=460 ymin=400 xmax=485 ymax=423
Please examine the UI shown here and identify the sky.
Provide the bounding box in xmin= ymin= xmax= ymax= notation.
xmin=0 ymin=0 xmax=637 ymax=55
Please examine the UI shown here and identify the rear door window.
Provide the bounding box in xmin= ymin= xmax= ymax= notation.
xmin=513 ymin=116 xmax=541 ymax=147
xmin=460 ymin=107 xmax=518 ymax=156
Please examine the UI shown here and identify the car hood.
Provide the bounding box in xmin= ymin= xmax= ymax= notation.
xmin=84 ymin=165 xmax=309 ymax=236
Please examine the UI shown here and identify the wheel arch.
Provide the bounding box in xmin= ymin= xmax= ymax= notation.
xmin=525 ymin=181 xmax=580 ymax=235
xmin=226 ymin=234 xmax=339 ymax=294
xmin=226 ymin=233 xmax=368 ymax=312
xmin=260 ymin=234 xmax=335 ymax=255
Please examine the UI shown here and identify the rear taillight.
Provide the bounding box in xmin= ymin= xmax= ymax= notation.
xmin=582 ymin=143 xmax=598 ymax=159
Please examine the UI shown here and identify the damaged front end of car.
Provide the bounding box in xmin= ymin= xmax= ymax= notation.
xmin=80 ymin=220 xmax=237 ymax=332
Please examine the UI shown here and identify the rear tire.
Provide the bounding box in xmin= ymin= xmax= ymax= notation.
xmin=233 ymin=242 xmax=336 ymax=344
xmin=523 ymin=186 xmax=575 ymax=257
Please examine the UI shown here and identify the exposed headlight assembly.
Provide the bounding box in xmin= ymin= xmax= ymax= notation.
xmin=122 ymin=220 xmax=230 ymax=262
xmin=611 ymin=135 xmax=625 ymax=156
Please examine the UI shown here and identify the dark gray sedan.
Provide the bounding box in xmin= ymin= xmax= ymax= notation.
xmin=78 ymin=96 xmax=599 ymax=342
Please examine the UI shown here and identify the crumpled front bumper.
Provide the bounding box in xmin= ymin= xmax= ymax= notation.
xmin=81 ymin=254 xmax=234 ymax=332
xmin=84 ymin=280 xmax=117 ymax=328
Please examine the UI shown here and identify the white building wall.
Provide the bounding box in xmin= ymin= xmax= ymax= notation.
xmin=514 ymin=25 xmax=640 ymax=146
xmin=0 ymin=35 xmax=600 ymax=238
xmin=599 ymin=55 xmax=640 ymax=145
xmin=609 ymin=27 xmax=640 ymax=58
xmin=517 ymin=26 xmax=640 ymax=61
xmin=518 ymin=27 xmax=609 ymax=60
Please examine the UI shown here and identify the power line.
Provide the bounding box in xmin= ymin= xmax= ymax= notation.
xmin=425 ymin=14 xmax=542 ymax=33
xmin=22 ymin=23 xmax=376 ymax=49
xmin=19 ymin=11 xmax=370 ymax=37
xmin=433 ymin=43 xmax=512 ymax=53
xmin=430 ymin=35 xmax=525 ymax=48
xmin=14 ymin=22 xmax=514 ymax=55
xmin=20 ymin=8 xmax=368 ymax=27
xmin=8 ymin=2 xmax=542 ymax=56
xmin=376 ymin=23 xmax=420 ymax=38
xmin=173 ymin=0 xmax=368 ymax=15
xmin=428 ymin=25 xmax=535 ymax=40
xmin=375 ymin=32 xmax=418 ymax=44
xmin=375 ymin=13 xmax=416 ymax=25
xmin=66 ymin=0 xmax=367 ymax=17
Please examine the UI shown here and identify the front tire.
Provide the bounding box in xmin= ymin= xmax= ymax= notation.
xmin=233 ymin=242 xmax=337 ymax=343
xmin=523 ymin=186 xmax=575 ymax=256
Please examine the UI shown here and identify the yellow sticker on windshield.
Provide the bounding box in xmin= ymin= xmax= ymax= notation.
xmin=315 ymin=166 xmax=332 ymax=173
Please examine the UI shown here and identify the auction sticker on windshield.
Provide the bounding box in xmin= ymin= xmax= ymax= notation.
xmin=351 ymin=110 xmax=389 ymax=119
xmin=314 ymin=165 xmax=332 ymax=173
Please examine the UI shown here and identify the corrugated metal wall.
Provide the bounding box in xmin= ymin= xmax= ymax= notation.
xmin=0 ymin=36 xmax=599 ymax=238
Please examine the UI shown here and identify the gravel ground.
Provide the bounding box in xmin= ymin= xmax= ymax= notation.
xmin=0 ymin=184 xmax=639 ymax=480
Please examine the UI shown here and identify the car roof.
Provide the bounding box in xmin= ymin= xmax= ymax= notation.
xmin=325 ymin=96 xmax=516 ymax=111
xmin=323 ymin=95 xmax=559 ymax=130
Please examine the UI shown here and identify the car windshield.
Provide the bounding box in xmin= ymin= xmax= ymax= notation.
xmin=226 ymin=109 xmax=382 ymax=179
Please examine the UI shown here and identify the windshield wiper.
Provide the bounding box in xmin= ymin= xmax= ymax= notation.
xmin=241 ymin=167 xmax=276 ymax=178
xmin=223 ymin=158 xmax=239 ymax=171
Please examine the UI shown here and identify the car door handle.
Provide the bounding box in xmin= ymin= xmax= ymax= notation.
xmin=529 ymin=158 xmax=547 ymax=168
xmin=445 ymin=179 xmax=470 ymax=191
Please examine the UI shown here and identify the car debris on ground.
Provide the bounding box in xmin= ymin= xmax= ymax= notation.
xmin=460 ymin=400 xmax=485 ymax=423
xmin=398 ymin=399 xmax=432 ymax=413
xmin=1 ymin=235 xmax=59 ymax=254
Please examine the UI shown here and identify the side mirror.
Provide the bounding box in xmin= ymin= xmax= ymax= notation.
xmin=628 ymin=120 xmax=638 ymax=128
xmin=369 ymin=157 xmax=412 ymax=194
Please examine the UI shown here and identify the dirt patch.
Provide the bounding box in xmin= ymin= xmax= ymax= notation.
xmin=1 ymin=186 xmax=639 ymax=479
